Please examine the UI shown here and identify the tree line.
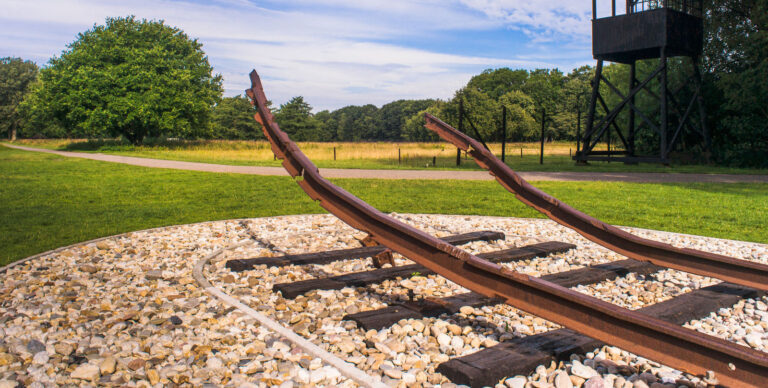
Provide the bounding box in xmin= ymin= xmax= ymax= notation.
xmin=1 ymin=0 xmax=766 ymax=167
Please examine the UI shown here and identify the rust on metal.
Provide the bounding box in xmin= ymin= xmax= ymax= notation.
xmin=424 ymin=113 xmax=768 ymax=292
xmin=361 ymin=235 xmax=395 ymax=268
xmin=246 ymin=70 xmax=768 ymax=387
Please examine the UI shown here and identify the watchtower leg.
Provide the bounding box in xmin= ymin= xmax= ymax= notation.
xmin=582 ymin=59 xmax=604 ymax=162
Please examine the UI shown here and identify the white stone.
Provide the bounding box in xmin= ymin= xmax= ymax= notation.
xmin=450 ymin=336 xmax=464 ymax=350
xmin=437 ymin=333 xmax=451 ymax=347
xmin=459 ymin=306 xmax=475 ymax=315
xmin=32 ymin=351 xmax=49 ymax=365
xmin=505 ymin=376 xmax=527 ymax=388
xmin=584 ymin=376 xmax=605 ymax=388
xmin=745 ymin=333 xmax=763 ymax=348
xmin=100 ymin=356 xmax=116 ymax=374
xmin=71 ymin=364 xmax=100 ymax=380
xmin=206 ymin=357 xmax=223 ymax=369
xmin=554 ymin=371 xmax=573 ymax=388
xmin=571 ymin=361 xmax=599 ymax=379
xmin=310 ymin=368 xmax=327 ymax=383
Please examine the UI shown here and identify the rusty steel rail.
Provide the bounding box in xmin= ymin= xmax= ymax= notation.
xmin=424 ymin=113 xmax=768 ymax=292
xmin=245 ymin=70 xmax=768 ymax=387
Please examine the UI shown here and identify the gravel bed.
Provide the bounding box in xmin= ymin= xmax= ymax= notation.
xmin=1 ymin=214 xmax=766 ymax=388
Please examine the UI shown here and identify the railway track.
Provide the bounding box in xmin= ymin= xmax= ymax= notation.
xmin=227 ymin=232 xmax=761 ymax=386
xmin=244 ymin=70 xmax=768 ymax=387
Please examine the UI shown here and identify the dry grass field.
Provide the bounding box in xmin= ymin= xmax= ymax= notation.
xmin=11 ymin=138 xmax=765 ymax=174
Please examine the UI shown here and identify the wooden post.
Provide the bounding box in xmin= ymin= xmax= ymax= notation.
xmin=540 ymin=109 xmax=546 ymax=165
xmin=398 ymin=148 xmax=401 ymax=165
xmin=521 ymin=147 xmax=523 ymax=159
xmin=333 ymin=147 xmax=336 ymax=161
xmin=433 ymin=156 xmax=436 ymax=167
xmin=592 ymin=0 xmax=597 ymax=19
xmin=577 ymin=104 xmax=581 ymax=153
xmin=501 ymin=105 xmax=507 ymax=162
xmin=457 ymin=100 xmax=463 ymax=166
xmin=576 ymin=92 xmax=582 ymax=155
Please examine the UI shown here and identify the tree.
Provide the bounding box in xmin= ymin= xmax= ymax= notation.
xmin=273 ymin=96 xmax=328 ymax=141
xmin=402 ymin=101 xmax=447 ymax=141
xmin=21 ymin=16 xmax=222 ymax=144
xmin=375 ymin=99 xmax=434 ymax=140
xmin=210 ymin=95 xmax=264 ymax=140
xmin=703 ymin=0 xmax=768 ymax=167
xmin=0 ymin=58 xmax=38 ymax=141
xmin=499 ymin=90 xmax=537 ymax=141
xmin=467 ymin=68 xmax=529 ymax=100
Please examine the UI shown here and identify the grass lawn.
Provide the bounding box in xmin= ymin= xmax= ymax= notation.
xmin=2 ymin=146 xmax=766 ymax=265
xmin=12 ymin=139 xmax=768 ymax=175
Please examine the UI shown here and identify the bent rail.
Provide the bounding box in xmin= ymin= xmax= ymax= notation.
xmin=245 ymin=70 xmax=768 ymax=387
xmin=424 ymin=113 xmax=768 ymax=292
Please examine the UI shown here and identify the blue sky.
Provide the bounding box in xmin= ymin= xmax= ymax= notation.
xmin=0 ymin=0 xmax=616 ymax=111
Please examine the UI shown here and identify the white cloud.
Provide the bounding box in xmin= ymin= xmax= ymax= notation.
xmin=0 ymin=0 xmax=592 ymax=110
xmin=458 ymin=0 xmax=614 ymax=41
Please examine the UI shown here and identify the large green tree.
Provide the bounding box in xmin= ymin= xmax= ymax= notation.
xmin=210 ymin=95 xmax=264 ymax=140
xmin=22 ymin=16 xmax=222 ymax=144
xmin=703 ymin=0 xmax=768 ymax=167
xmin=273 ymin=96 xmax=328 ymax=141
xmin=0 ymin=58 xmax=38 ymax=141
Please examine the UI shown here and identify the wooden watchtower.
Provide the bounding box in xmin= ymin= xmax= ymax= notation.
xmin=574 ymin=0 xmax=709 ymax=164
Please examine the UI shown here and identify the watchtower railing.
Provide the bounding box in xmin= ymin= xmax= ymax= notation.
xmin=593 ymin=1 xmax=703 ymax=18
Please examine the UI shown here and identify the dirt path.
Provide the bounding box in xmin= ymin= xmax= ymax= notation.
xmin=5 ymin=143 xmax=768 ymax=183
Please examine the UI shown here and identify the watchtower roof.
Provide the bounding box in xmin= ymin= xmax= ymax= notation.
xmin=592 ymin=1 xmax=704 ymax=63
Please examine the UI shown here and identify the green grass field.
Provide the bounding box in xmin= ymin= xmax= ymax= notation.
xmin=12 ymin=139 xmax=768 ymax=175
xmin=2 ymin=146 xmax=767 ymax=265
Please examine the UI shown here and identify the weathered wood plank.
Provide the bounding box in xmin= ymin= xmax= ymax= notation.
xmin=345 ymin=306 xmax=423 ymax=330
xmin=274 ymin=264 xmax=423 ymax=299
xmin=541 ymin=259 xmax=660 ymax=288
xmin=226 ymin=231 xmax=506 ymax=271
xmin=274 ymin=242 xmax=576 ymax=299
xmin=477 ymin=241 xmax=576 ymax=263
xmin=437 ymin=283 xmax=763 ymax=387
xmin=345 ymin=259 xmax=656 ymax=331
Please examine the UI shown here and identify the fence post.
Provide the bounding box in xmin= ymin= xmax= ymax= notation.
xmin=457 ymin=100 xmax=463 ymax=166
xmin=540 ymin=109 xmax=546 ymax=165
xmin=333 ymin=147 xmax=336 ymax=161
xmin=433 ymin=156 xmax=436 ymax=167
xmin=501 ymin=105 xmax=507 ymax=162
xmin=398 ymin=148 xmax=401 ymax=165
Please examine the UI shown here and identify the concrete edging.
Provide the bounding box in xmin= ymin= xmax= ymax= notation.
xmin=193 ymin=241 xmax=387 ymax=388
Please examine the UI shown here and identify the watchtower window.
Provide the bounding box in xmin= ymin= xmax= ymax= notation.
xmin=629 ymin=0 xmax=703 ymax=17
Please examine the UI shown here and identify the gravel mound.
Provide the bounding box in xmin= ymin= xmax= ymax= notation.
xmin=1 ymin=214 xmax=766 ymax=387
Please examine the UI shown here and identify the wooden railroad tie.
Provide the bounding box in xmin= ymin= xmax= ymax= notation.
xmin=225 ymin=231 xmax=505 ymax=271
xmin=437 ymin=283 xmax=763 ymax=387
xmin=344 ymin=259 xmax=659 ymax=331
xmin=272 ymin=241 xmax=576 ymax=299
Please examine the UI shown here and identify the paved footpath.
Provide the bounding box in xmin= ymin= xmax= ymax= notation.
xmin=5 ymin=143 xmax=768 ymax=183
